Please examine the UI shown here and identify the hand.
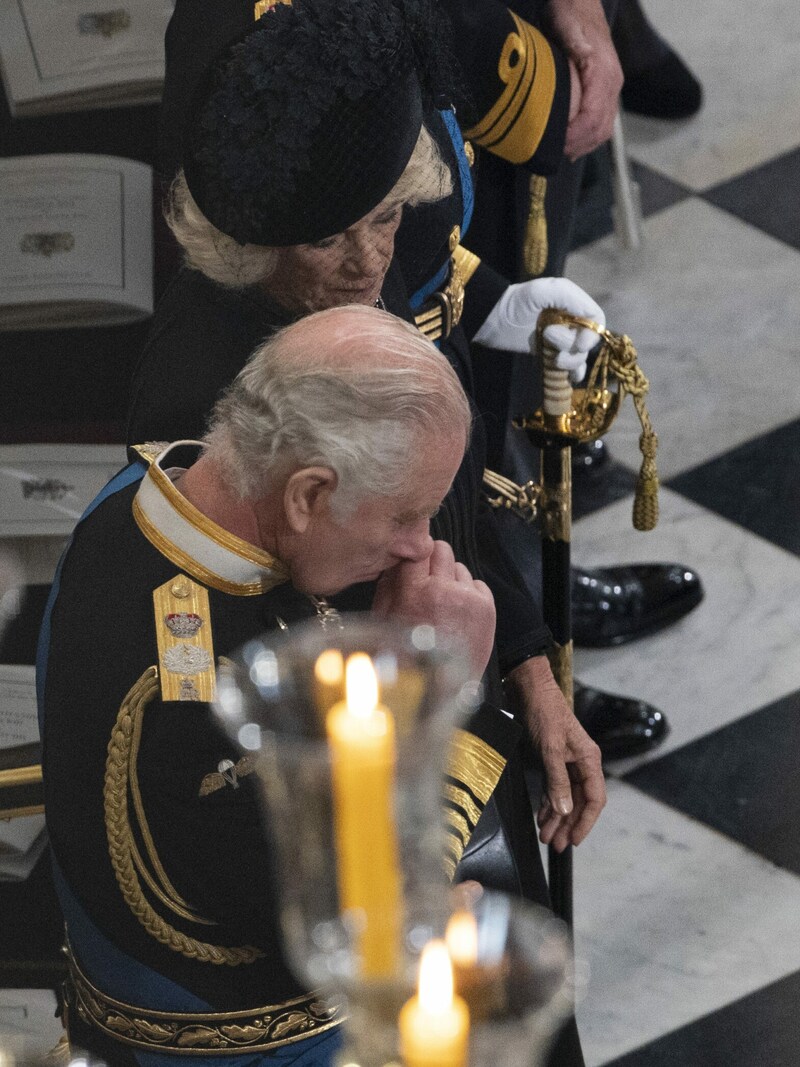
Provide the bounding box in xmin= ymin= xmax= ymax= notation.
xmin=547 ymin=0 xmax=623 ymax=159
xmin=505 ymin=656 xmax=605 ymax=850
xmin=372 ymin=541 xmax=496 ymax=678
xmin=472 ymin=278 xmax=605 ymax=382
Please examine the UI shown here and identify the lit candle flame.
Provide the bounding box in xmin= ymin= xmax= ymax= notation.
xmin=345 ymin=652 xmax=379 ymax=718
xmin=418 ymin=939 xmax=454 ymax=1015
xmin=314 ymin=648 xmax=345 ymax=686
xmin=445 ymin=910 xmax=478 ymax=967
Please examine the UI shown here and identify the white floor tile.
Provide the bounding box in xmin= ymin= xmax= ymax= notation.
xmin=574 ymin=780 xmax=800 ymax=1065
xmin=623 ymin=0 xmax=800 ymax=190
xmin=566 ymin=198 xmax=800 ymax=479
xmin=572 ymin=488 xmax=800 ymax=768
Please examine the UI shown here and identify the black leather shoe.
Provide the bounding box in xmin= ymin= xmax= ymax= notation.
xmin=575 ymin=683 xmax=668 ymax=761
xmin=572 ymin=563 xmax=703 ymax=647
xmin=571 ymin=438 xmax=609 ymax=479
xmin=621 ymin=48 xmax=703 ymax=120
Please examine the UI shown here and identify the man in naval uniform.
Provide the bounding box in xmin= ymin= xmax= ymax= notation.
xmin=40 ymin=306 xmax=532 ymax=1065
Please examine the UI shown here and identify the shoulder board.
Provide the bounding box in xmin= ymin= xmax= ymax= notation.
xmin=153 ymin=575 xmax=217 ymax=702
xmin=130 ymin=442 xmax=171 ymax=466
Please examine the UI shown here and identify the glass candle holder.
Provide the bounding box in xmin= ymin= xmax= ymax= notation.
xmin=213 ymin=616 xmax=477 ymax=1064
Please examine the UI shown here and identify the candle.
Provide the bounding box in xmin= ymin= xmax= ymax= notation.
xmin=326 ymin=652 xmax=402 ymax=978
xmin=446 ymin=909 xmax=507 ymax=1022
xmin=314 ymin=647 xmax=345 ymax=713
xmin=399 ymin=940 xmax=470 ymax=1067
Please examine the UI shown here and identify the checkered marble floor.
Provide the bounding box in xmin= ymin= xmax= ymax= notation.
xmin=564 ymin=2 xmax=800 ymax=1062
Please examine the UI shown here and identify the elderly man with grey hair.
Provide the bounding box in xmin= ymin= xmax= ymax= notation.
xmin=39 ymin=305 xmax=499 ymax=1066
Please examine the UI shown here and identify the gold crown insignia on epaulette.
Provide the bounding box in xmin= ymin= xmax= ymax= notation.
xmin=153 ymin=575 xmax=217 ymax=702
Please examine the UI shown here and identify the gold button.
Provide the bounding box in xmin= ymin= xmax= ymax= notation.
xmin=171 ymin=578 xmax=191 ymax=599
xmin=464 ymin=141 xmax=475 ymax=167
xmin=449 ymin=225 xmax=460 ymax=252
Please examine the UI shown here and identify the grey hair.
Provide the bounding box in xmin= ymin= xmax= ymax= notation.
xmin=202 ymin=305 xmax=471 ymax=515
xmin=165 ymin=123 xmax=453 ymax=289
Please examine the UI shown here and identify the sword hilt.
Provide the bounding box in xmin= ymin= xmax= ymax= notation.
xmin=541 ymin=340 xmax=573 ymax=418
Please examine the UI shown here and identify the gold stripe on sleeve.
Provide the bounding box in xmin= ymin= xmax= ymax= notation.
xmin=464 ymin=13 xmax=557 ymax=165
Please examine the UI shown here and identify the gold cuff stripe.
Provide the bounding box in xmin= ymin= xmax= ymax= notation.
xmin=464 ymin=13 xmax=557 ymax=165
xmin=0 ymin=764 xmax=42 ymax=788
xmin=133 ymin=497 xmax=273 ymax=597
xmin=67 ymin=945 xmax=343 ymax=1054
xmin=446 ymin=728 xmax=506 ymax=806
xmin=146 ymin=464 xmax=289 ymax=578
xmin=104 ymin=667 xmax=264 ymax=965
xmin=442 ymin=780 xmax=482 ymax=830
xmin=442 ymin=831 xmax=463 ymax=880
xmin=442 ymin=807 xmax=472 ymax=852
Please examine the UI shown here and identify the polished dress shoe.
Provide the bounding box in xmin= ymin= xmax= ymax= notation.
xmin=575 ymin=683 xmax=668 ymax=761
xmin=572 ymin=563 xmax=703 ymax=647
xmin=621 ymin=48 xmax=703 ymax=120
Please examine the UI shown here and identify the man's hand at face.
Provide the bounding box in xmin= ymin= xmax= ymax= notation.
xmin=506 ymin=655 xmax=606 ymax=851
xmin=371 ymin=541 xmax=496 ymax=678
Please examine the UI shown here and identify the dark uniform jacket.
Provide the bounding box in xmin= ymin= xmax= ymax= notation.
xmin=38 ymin=444 xmax=553 ymax=1065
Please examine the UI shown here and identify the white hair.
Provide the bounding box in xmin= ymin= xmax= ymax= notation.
xmin=165 ymin=123 xmax=453 ymax=289
xmin=202 ymin=305 xmax=471 ymax=515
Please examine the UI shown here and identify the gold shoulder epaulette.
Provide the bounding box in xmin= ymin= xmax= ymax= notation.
xmin=131 ymin=441 xmax=170 ymax=466
xmin=254 ymin=0 xmax=291 ymax=18
xmin=153 ymin=575 xmax=216 ymax=702
xmin=452 ymin=245 xmax=481 ymax=286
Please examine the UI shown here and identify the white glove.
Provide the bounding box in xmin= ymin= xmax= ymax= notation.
xmin=472 ymin=278 xmax=606 ymax=383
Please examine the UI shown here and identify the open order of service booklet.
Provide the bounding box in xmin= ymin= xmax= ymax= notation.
xmin=0 ymin=153 xmax=153 ymax=330
xmin=0 ymin=0 xmax=173 ymax=116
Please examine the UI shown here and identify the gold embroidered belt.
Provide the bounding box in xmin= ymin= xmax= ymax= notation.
xmin=66 ymin=946 xmax=344 ymax=1055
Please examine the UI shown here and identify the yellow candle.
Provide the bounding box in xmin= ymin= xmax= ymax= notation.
xmin=326 ymin=653 xmax=402 ymax=978
xmin=399 ymin=940 xmax=470 ymax=1067
xmin=314 ymin=647 xmax=345 ymax=713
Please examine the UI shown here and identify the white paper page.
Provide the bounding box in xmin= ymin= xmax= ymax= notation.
xmin=0 ymin=665 xmax=38 ymax=749
xmin=0 ymin=815 xmax=46 ymax=858
xmin=0 ymin=0 xmax=173 ymax=110
xmin=0 ymin=444 xmax=127 ymax=536
xmin=0 ymin=154 xmax=152 ymax=321
xmin=0 ymin=823 xmax=47 ymax=878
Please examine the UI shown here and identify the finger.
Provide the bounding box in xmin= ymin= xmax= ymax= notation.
xmin=544 ymin=321 xmax=602 ymax=351
xmin=536 ymin=799 xmax=565 ymax=848
xmin=566 ymin=760 xmax=606 ymax=845
xmin=427 ymin=539 xmax=456 ymax=578
xmin=453 ymin=561 xmax=473 ymax=583
xmin=542 ymin=749 xmax=574 ymax=819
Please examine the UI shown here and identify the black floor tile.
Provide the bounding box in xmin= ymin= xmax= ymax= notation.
xmin=571 ymin=152 xmax=692 ymax=250
xmin=703 ymin=147 xmax=800 ymax=252
xmin=602 ymin=969 xmax=800 ymax=1067
xmin=624 ymin=689 xmax=800 ymax=875
xmin=667 ymin=418 xmax=800 ymax=557
xmin=630 ymin=159 xmax=693 ymax=217
xmin=573 ymin=460 xmax=638 ymax=522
